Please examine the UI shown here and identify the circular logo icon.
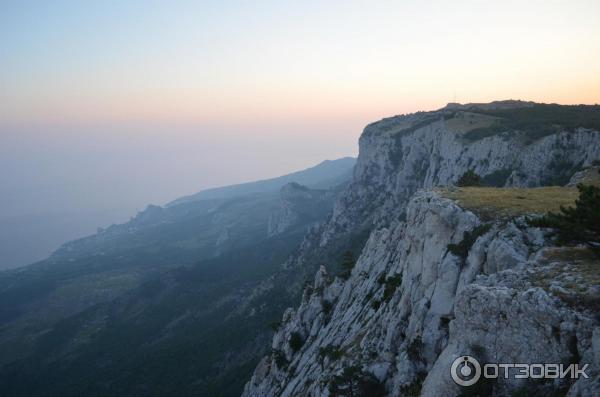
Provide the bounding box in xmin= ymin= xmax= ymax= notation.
xmin=451 ymin=355 xmax=481 ymax=386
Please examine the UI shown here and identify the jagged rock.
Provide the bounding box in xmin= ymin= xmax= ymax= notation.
xmin=567 ymin=166 xmax=600 ymax=187
xmin=567 ymin=327 xmax=600 ymax=396
xmin=244 ymin=191 xmax=599 ymax=397
xmin=244 ymin=104 xmax=600 ymax=397
xmin=268 ymin=182 xmax=335 ymax=237
xmin=320 ymin=110 xmax=600 ymax=245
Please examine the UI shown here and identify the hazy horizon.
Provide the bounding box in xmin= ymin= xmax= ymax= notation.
xmin=0 ymin=122 xmax=359 ymax=269
xmin=2 ymin=0 xmax=600 ymax=268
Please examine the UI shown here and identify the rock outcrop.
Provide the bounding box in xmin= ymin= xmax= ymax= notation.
xmin=322 ymin=104 xmax=600 ymax=244
xmin=243 ymin=102 xmax=600 ymax=396
xmin=244 ymin=191 xmax=599 ymax=396
xmin=268 ymin=183 xmax=335 ymax=237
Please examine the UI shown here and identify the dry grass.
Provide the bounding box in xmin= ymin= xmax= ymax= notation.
xmin=440 ymin=185 xmax=600 ymax=310
xmin=542 ymin=246 xmax=598 ymax=263
xmin=541 ymin=247 xmax=600 ymax=285
xmin=386 ymin=119 xmax=423 ymax=135
xmin=444 ymin=112 xmax=497 ymax=134
xmin=438 ymin=186 xmax=579 ymax=219
xmin=535 ymin=247 xmax=600 ymax=314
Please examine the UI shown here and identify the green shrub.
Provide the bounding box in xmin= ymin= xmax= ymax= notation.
xmin=382 ymin=274 xmax=403 ymax=301
xmin=463 ymin=124 xmax=505 ymax=141
xmin=318 ymin=345 xmax=344 ymax=361
xmin=371 ymin=299 xmax=382 ymax=311
xmin=457 ymin=170 xmax=482 ymax=187
xmin=462 ymin=104 xmax=600 ymax=143
xmin=399 ymin=372 xmax=426 ymax=397
xmin=321 ymin=299 xmax=333 ymax=320
xmin=289 ymin=332 xmax=304 ymax=353
xmin=328 ymin=365 xmax=386 ymax=397
xmin=542 ymin=157 xmax=580 ymax=186
xmin=321 ymin=299 xmax=333 ymax=314
xmin=447 ymin=224 xmax=492 ymax=261
xmin=481 ymin=168 xmax=512 ymax=187
xmin=272 ymin=349 xmax=288 ymax=368
xmin=407 ymin=336 xmax=424 ymax=362
xmin=339 ymin=251 xmax=356 ymax=280
xmin=528 ymin=184 xmax=600 ymax=257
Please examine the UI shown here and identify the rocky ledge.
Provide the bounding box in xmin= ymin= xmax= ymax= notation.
xmin=243 ymin=189 xmax=599 ymax=396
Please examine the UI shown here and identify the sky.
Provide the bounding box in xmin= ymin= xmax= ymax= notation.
xmin=1 ymin=0 xmax=600 ymax=267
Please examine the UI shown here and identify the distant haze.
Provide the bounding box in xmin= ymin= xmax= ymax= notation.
xmin=0 ymin=122 xmax=359 ymax=269
xmin=1 ymin=0 xmax=600 ymax=268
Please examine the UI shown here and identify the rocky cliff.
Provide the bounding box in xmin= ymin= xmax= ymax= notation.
xmin=268 ymin=183 xmax=336 ymax=237
xmin=243 ymin=102 xmax=600 ymax=396
xmin=322 ymin=101 xmax=600 ymax=244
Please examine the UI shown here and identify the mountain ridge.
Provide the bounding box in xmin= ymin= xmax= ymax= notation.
xmin=167 ymin=157 xmax=356 ymax=206
xmin=0 ymin=158 xmax=356 ymax=396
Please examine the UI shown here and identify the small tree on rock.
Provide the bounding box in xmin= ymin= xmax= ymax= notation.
xmin=289 ymin=332 xmax=304 ymax=353
xmin=529 ymin=184 xmax=600 ymax=257
xmin=339 ymin=251 xmax=356 ymax=279
xmin=328 ymin=365 xmax=386 ymax=397
xmin=457 ymin=170 xmax=482 ymax=187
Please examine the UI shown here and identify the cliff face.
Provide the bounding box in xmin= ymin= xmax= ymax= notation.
xmin=244 ymin=191 xmax=599 ymax=396
xmin=243 ymin=103 xmax=600 ymax=397
xmin=322 ymin=104 xmax=600 ymax=243
xmin=268 ymin=183 xmax=336 ymax=237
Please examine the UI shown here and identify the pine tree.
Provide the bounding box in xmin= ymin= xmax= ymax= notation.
xmin=457 ymin=170 xmax=482 ymax=187
xmin=529 ymin=184 xmax=600 ymax=256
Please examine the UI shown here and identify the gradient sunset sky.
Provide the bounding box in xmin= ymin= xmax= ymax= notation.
xmin=3 ymin=0 xmax=600 ymax=125
xmin=1 ymin=1 xmax=600 ymax=224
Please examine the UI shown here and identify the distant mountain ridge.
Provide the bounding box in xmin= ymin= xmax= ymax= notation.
xmin=167 ymin=157 xmax=356 ymax=206
xmin=0 ymin=156 xmax=356 ymax=397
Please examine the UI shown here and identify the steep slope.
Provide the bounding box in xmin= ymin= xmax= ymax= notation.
xmin=268 ymin=183 xmax=337 ymax=237
xmin=0 ymin=162 xmax=352 ymax=396
xmin=245 ymin=102 xmax=600 ymax=338
xmin=243 ymin=101 xmax=600 ymax=396
xmin=323 ymin=101 xmax=600 ymax=243
xmin=244 ymin=189 xmax=600 ymax=397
